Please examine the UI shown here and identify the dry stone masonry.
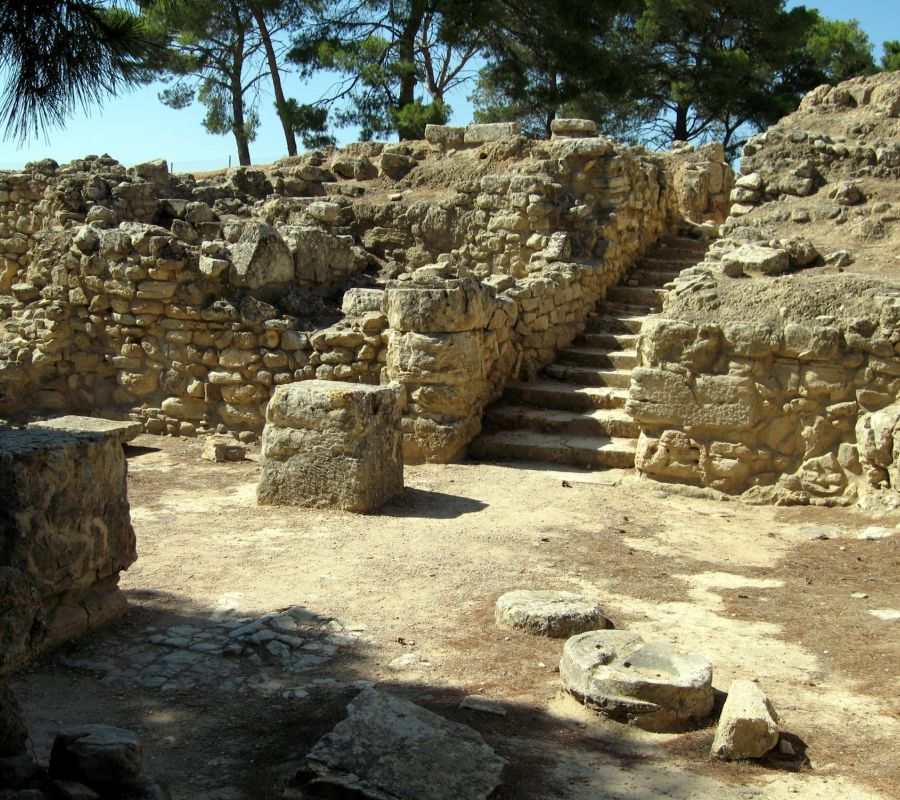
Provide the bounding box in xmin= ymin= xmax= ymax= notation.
xmin=0 ymin=126 xmax=728 ymax=466
xmin=628 ymin=71 xmax=900 ymax=506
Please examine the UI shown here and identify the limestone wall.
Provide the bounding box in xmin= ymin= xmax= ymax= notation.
xmin=0 ymin=135 xmax=729 ymax=459
xmin=627 ymin=296 xmax=900 ymax=505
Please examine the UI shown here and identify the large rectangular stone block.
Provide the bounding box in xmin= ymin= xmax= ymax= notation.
xmin=258 ymin=381 xmax=403 ymax=512
xmin=0 ymin=428 xmax=137 ymax=662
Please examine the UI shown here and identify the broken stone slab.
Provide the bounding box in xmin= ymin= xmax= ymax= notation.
xmin=464 ymin=122 xmax=521 ymax=144
xmin=257 ymin=381 xmax=403 ymax=512
xmin=28 ymin=415 xmax=142 ymax=446
xmin=560 ymin=630 xmax=714 ymax=732
xmin=295 ymin=688 xmax=506 ymax=800
xmin=49 ymin=725 xmax=143 ymax=787
xmin=720 ymin=244 xmax=790 ymax=277
xmin=495 ymin=590 xmax=608 ymax=638
xmin=200 ymin=435 xmax=247 ymax=463
xmin=710 ymin=679 xmax=779 ymax=760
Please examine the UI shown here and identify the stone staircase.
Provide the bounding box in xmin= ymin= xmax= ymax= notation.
xmin=470 ymin=236 xmax=709 ymax=470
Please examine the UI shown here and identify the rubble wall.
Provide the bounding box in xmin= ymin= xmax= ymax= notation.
xmin=0 ymin=136 xmax=729 ymax=459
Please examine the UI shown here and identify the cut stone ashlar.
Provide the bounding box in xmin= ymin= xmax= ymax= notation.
xmin=560 ymin=630 xmax=714 ymax=732
xmin=495 ymin=590 xmax=608 ymax=638
xmin=257 ymin=380 xmax=403 ymax=512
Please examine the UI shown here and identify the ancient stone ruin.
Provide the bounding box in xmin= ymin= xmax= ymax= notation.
xmin=1 ymin=70 xmax=899 ymax=800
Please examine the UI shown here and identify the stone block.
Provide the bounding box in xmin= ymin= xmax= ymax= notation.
xmin=258 ymin=381 xmax=403 ymax=512
xmin=200 ymin=435 xmax=246 ymax=463
xmin=425 ymin=124 xmax=466 ymax=148
xmin=387 ymin=330 xmax=486 ymax=387
xmin=464 ymin=122 xmax=522 ymax=144
xmin=711 ymin=680 xmax=779 ymax=760
xmin=550 ymin=118 xmax=598 ymax=138
xmin=27 ymin=416 xmax=142 ymax=446
xmin=495 ymin=590 xmax=607 ymax=637
xmin=385 ymin=277 xmax=495 ymax=333
xmin=50 ymin=725 xmax=143 ymax=787
xmin=341 ymin=288 xmax=384 ymax=316
xmin=0 ymin=429 xmax=136 ymax=658
xmin=228 ymin=221 xmax=294 ymax=291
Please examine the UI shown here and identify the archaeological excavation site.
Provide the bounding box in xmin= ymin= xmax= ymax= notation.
xmin=1 ymin=71 xmax=899 ymax=800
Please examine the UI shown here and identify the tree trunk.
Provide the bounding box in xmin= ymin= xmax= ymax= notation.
xmin=673 ymin=103 xmax=689 ymax=143
xmin=231 ymin=27 xmax=251 ymax=165
xmin=396 ymin=0 xmax=425 ymax=140
xmin=252 ymin=6 xmax=297 ymax=156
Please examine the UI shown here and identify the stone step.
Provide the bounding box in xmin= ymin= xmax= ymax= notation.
xmin=577 ymin=332 xmax=638 ymax=350
xmin=607 ymin=286 xmax=666 ymax=308
xmin=584 ymin=314 xmax=650 ymax=335
xmin=557 ymin=347 xmax=638 ymax=370
xmin=594 ymin=300 xmax=657 ymax=316
xmin=544 ymin=363 xmax=633 ymax=389
xmin=504 ymin=380 xmax=629 ymax=411
xmin=484 ymin=404 xmax=639 ymax=439
xmin=469 ymin=430 xmax=636 ymax=469
xmin=625 ymin=269 xmax=683 ymax=287
xmin=634 ymin=255 xmax=701 ymax=270
xmin=658 ymin=235 xmax=709 ymax=250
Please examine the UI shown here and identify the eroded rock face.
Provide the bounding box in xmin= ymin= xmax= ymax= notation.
xmin=296 ymin=688 xmax=506 ymax=800
xmin=560 ymin=630 xmax=714 ymax=732
xmin=257 ymin=380 xmax=403 ymax=512
xmin=495 ymin=590 xmax=607 ymax=637
xmin=711 ymin=680 xmax=779 ymax=760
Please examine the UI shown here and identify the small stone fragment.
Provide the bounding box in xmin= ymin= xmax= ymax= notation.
xmin=459 ymin=695 xmax=508 ymax=717
xmin=710 ymin=679 xmax=779 ymax=760
xmin=495 ymin=590 xmax=607 ymax=638
xmin=869 ymin=609 xmax=900 ymax=620
xmin=200 ymin=435 xmax=247 ymax=463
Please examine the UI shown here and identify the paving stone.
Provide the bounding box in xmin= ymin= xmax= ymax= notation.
xmin=296 ymin=688 xmax=506 ymax=800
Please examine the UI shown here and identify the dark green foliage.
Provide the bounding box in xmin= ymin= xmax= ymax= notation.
xmin=0 ymin=1 xmax=156 ymax=141
xmin=803 ymin=15 xmax=876 ymax=84
xmin=882 ymin=41 xmax=900 ymax=72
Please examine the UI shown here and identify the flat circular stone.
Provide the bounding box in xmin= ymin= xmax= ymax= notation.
xmin=495 ymin=590 xmax=607 ymax=638
xmin=560 ymin=630 xmax=714 ymax=732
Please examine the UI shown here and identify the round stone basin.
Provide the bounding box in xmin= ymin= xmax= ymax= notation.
xmin=560 ymin=631 xmax=714 ymax=732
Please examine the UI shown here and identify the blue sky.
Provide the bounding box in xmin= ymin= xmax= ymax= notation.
xmin=1 ymin=0 xmax=897 ymax=170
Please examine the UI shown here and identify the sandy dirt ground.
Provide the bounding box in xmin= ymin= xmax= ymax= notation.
xmin=10 ymin=434 xmax=900 ymax=800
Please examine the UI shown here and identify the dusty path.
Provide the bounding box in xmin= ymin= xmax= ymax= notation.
xmin=11 ymin=435 xmax=900 ymax=800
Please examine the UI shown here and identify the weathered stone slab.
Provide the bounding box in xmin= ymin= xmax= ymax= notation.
xmin=495 ymin=590 xmax=607 ymax=637
xmin=560 ymin=630 xmax=714 ymax=732
xmin=258 ymin=381 xmax=403 ymax=512
xmin=28 ymin=416 xmax=141 ymax=446
xmin=464 ymin=122 xmax=521 ymax=144
xmin=627 ymin=368 xmax=760 ymax=430
xmin=551 ymin=118 xmax=598 ymax=138
xmin=0 ymin=429 xmax=136 ymax=657
xmin=711 ymin=680 xmax=779 ymax=760
xmin=385 ymin=277 xmax=495 ymax=333
xmin=296 ymin=688 xmax=506 ymax=799
xmin=721 ymin=244 xmax=790 ymax=277
xmin=424 ymin=124 xmax=466 ymax=148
